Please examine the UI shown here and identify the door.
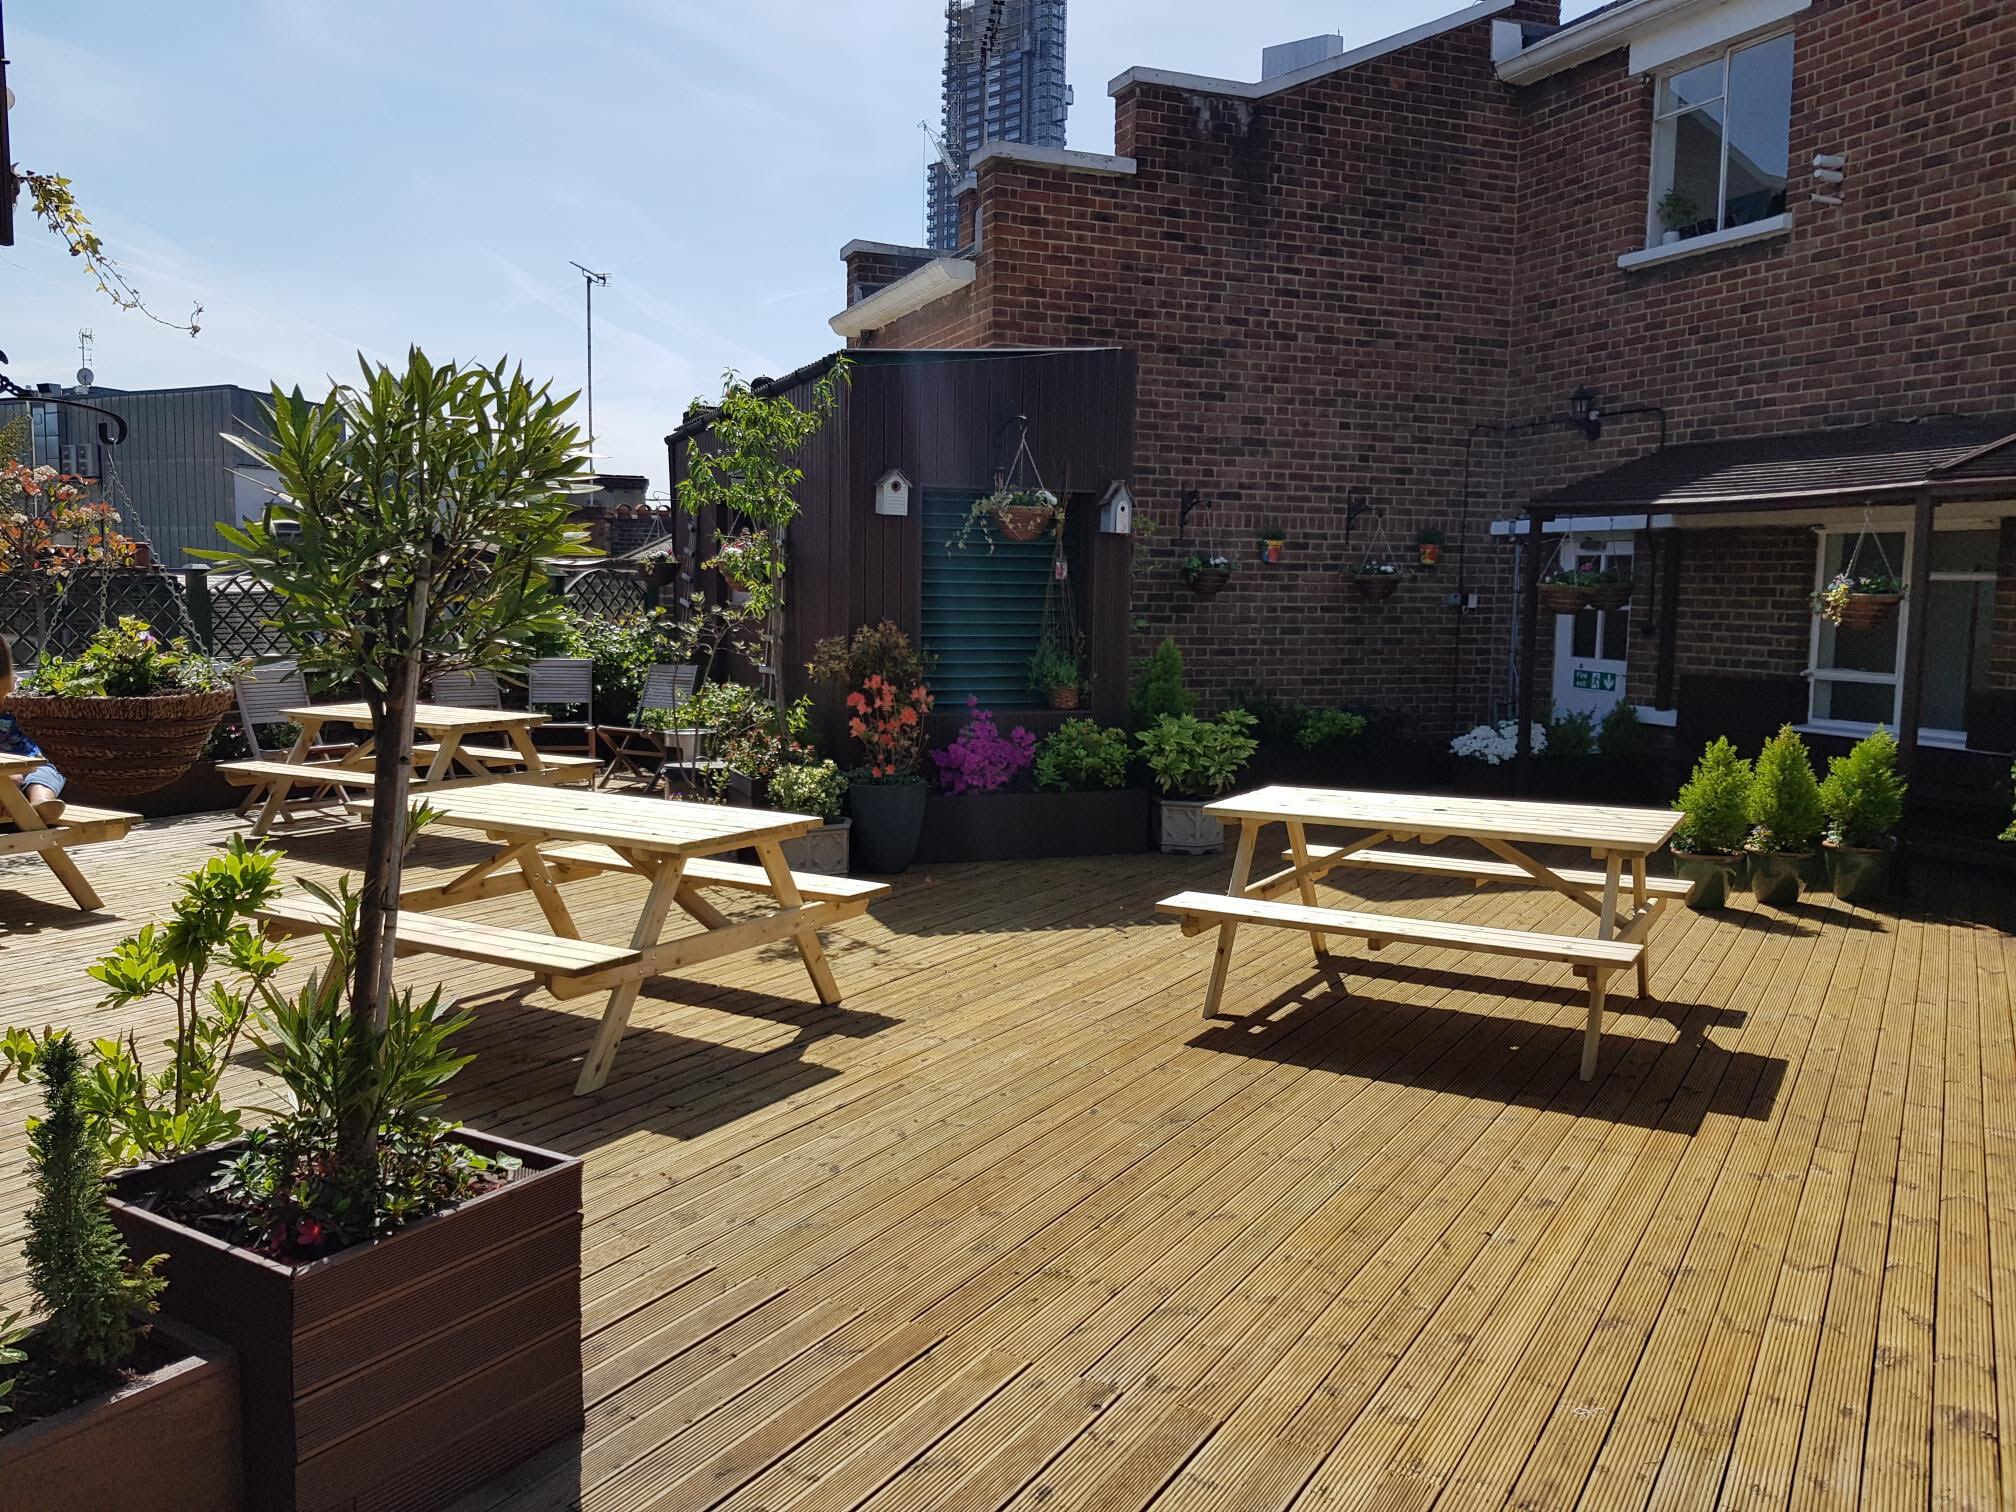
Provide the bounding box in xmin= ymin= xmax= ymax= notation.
xmin=1551 ymin=534 xmax=1634 ymax=723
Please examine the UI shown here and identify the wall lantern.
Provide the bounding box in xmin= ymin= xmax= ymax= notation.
xmin=1569 ymin=388 xmax=1604 ymax=442
xmin=873 ymin=468 xmax=912 ymax=517
xmin=1098 ymin=481 xmax=1134 ymax=535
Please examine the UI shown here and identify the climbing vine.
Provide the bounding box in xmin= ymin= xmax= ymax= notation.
xmin=10 ymin=166 xmax=203 ymax=335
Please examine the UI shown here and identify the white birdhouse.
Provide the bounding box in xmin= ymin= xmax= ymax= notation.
xmin=1098 ymin=481 xmax=1134 ymax=535
xmin=874 ymin=468 xmax=912 ymax=517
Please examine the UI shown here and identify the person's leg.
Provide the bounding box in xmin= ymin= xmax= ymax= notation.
xmin=21 ymin=763 xmax=65 ymax=824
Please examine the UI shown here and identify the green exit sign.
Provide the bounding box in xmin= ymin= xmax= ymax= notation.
xmin=1573 ymin=669 xmax=1619 ymax=692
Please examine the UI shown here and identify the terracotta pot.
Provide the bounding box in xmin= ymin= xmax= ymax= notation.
xmin=1351 ymin=573 xmax=1400 ymax=601
xmin=1833 ymin=593 xmax=1901 ymax=631
xmin=1670 ymin=848 xmax=1747 ymax=912
xmin=1823 ymin=838 xmax=1893 ymax=902
xmin=1184 ymin=567 xmax=1231 ymax=597
xmin=2 ymin=688 xmax=235 ymax=796
xmin=991 ymin=504 xmax=1055 ymax=542
xmin=1538 ymin=583 xmax=1595 ymax=615
xmin=107 ymin=1129 xmax=582 ymax=1512
xmin=0 ymin=1319 xmax=240 ymax=1512
xmin=1047 ymin=684 xmax=1080 ymax=711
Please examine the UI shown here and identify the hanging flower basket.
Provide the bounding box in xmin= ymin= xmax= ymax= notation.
xmin=1351 ymin=566 xmax=1400 ymax=601
xmin=706 ymin=531 xmax=770 ymax=591
xmin=635 ymin=552 xmax=678 ymax=588
xmin=1181 ymin=553 xmax=1234 ymax=598
xmin=1046 ymin=684 xmax=1080 ymax=711
xmin=1587 ymin=577 xmax=1634 ymax=611
xmin=1814 ymin=572 xmax=1905 ymax=630
xmin=990 ymin=488 xmax=1062 ymax=543
xmin=1538 ymin=578 xmax=1597 ymax=615
xmin=4 ymin=688 xmax=236 ymax=796
xmin=1834 ymin=592 xmax=1901 ymax=631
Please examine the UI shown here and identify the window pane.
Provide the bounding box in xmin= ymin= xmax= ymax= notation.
xmin=1724 ymin=34 xmax=1793 ymax=227
xmin=1659 ymin=103 xmax=1726 ymax=237
xmin=1813 ymin=679 xmax=1895 ymax=724
xmin=1930 ymin=529 xmax=1998 ymax=575
xmin=1660 ymin=58 xmax=1724 ymax=116
xmin=1572 ymin=608 xmax=1599 ymax=659
xmin=1816 ymin=532 xmax=1904 ymax=675
xmin=1918 ymin=579 xmax=1995 ymax=731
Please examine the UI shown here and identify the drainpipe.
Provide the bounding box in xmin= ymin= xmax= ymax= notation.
xmin=1893 ymin=484 xmax=1937 ymax=777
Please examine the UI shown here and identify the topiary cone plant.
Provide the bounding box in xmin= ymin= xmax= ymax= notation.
xmin=1818 ymin=726 xmax=1907 ymax=902
xmin=204 ymin=349 xmax=591 ymax=1173
xmin=1745 ymin=724 xmax=1825 ymax=906
xmin=1669 ymin=736 xmax=1753 ymax=911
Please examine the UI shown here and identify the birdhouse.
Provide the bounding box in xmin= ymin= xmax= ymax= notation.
xmin=874 ymin=468 xmax=912 ymax=517
xmin=1098 ymin=481 xmax=1134 ymax=535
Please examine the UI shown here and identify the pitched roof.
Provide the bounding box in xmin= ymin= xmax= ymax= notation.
xmin=1532 ymin=414 xmax=2016 ymax=514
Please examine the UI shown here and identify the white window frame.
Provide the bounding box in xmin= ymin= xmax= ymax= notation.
xmin=1803 ymin=525 xmax=2000 ymax=748
xmin=1645 ymin=30 xmax=1794 ymax=251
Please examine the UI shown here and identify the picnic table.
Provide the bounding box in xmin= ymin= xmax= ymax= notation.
xmin=256 ymin=784 xmax=890 ymax=1094
xmin=1156 ymin=786 xmax=1689 ymax=1081
xmin=223 ymin=701 xmax=599 ymax=835
xmin=0 ymin=752 xmax=139 ymax=911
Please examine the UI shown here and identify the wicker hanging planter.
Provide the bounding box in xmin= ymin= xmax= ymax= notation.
xmin=3 ymin=689 xmax=235 ymax=796
xmin=1586 ymin=578 xmax=1634 ymax=611
xmin=1831 ymin=592 xmax=1901 ymax=631
xmin=993 ymin=503 xmax=1056 ymax=543
xmin=1538 ymin=581 xmax=1595 ymax=615
xmin=1350 ymin=570 xmax=1401 ymax=601
xmin=1046 ymin=684 xmax=1080 ymax=711
xmin=1185 ymin=567 xmax=1231 ymax=598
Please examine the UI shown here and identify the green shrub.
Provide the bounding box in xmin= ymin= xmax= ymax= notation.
xmin=1817 ymin=727 xmax=1907 ymax=848
xmin=22 ymin=616 xmax=241 ymax=698
xmin=1543 ymin=709 xmax=1597 ymax=761
xmin=0 ymin=1312 xmax=24 ymax=1418
xmin=22 ymin=1034 xmax=164 ymax=1369
xmin=1672 ymin=737 xmax=1753 ymax=854
xmin=1227 ymin=689 xmax=1305 ymax=746
xmin=2004 ymin=762 xmax=2015 ymax=844
xmin=1295 ymin=707 xmax=1368 ymax=750
xmin=1034 ymin=720 xmax=1131 ymax=792
xmin=1747 ymin=724 xmax=1825 ymax=853
xmin=554 ymin=609 xmax=670 ymax=723
xmin=1137 ymin=710 xmax=1258 ymax=800
xmin=1598 ymin=702 xmax=1651 ymax=764
xmin=770 ymin=758 xmax=847 ymax=820
xmin=1128 ymin=638 xmax=1193 ymax=729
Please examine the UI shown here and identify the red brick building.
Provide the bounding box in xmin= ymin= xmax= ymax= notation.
xmin=816 ymin=0 xmax=2015 ymax=805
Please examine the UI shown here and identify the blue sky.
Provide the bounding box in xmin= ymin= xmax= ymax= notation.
xmin=5 ymin=2 xmax=1598 ymax=494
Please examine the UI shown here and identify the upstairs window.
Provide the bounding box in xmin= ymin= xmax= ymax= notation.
xmin=1649 ymin=32 xmax=1793 ymax=248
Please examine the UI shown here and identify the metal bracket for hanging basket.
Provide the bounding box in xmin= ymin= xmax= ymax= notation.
xmin=0 ymin=351 xmax=129 ymax=447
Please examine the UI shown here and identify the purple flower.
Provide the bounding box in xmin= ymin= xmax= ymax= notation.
xmin=930 ymin=696 xmax=1036 ymax=795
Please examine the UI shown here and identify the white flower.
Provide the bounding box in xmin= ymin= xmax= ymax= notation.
xmin=1449 ymin=720 xmax=1547 ymax=765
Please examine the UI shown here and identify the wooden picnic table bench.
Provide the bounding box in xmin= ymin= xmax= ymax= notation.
xmin=1156 ymin=786 xmax=1684 ymax=1081
xmin=0 ymin=752 xmax=139 ymax=911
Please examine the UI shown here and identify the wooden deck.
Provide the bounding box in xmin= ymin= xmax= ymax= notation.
xmin=1 ymin=809 xmax=2012 ymax=1511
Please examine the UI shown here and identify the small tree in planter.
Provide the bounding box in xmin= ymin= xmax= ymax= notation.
xmin=1138 ymin=709 xmax=1258 ymax=854
xmin=770 ymin=758 xmax=851 ymax=875
xmin=1817 ymin=727 xmax=1907 ymax=901
xmin=810 ymin=622 xmax=935 ymax=874
xmin=1128 ymin=637 xmax=1194 ymax=729
xmin=1745 ymin=725 xmax=1825 ymax=905
xmin=1670 ymin=737 xmax=1754 ymax=911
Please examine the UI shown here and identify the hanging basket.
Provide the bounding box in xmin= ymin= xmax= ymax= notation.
xmin=1351 ymin=573 xmax=1400 ymax=602
xmin=992 ymin=504 xmax=1056 ymax=543
xmin=3 ymin=689 xmax=235 ymax=797
xmin=1833 ymin=592 xmax=1901 ymax=631
xmin=1586 ymin=579 xmax=1634 ymax=611
xmin=1184 ymin=567 xmax=1232 ymax=598
xmin=1539 ymin=582 xmax=1595 ymax=615
xmin=1046 ymin=684 xmax=1080 ymax=711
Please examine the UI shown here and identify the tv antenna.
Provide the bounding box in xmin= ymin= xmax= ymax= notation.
xmin=569 ymin=261 xmax=608 ymax=463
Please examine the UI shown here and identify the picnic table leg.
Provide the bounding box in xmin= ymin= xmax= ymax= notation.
xmin=1203 ymin=819 xmax=1259 ymax=1020
xmin=1284 ymin=820 xmax=1330 ymax=961
xmin=1596 ymin=851 xmax=1622 ymax=938
xmin=506 ymin=724 xmax=551 ymax=777
xmin=1631 ymin=855 xmax=1651 ymax=998
xmin=518 ymin=846 xmax=581 ymax=939
xmin=0 ymin=783 xmax=104 ymax=910
xmin=247 ymin=718 xmax=322 ymax=835
xmin=575 ymin=855 xmax=686 ymax=1095
xmin=423 ymin=731 xmax=464 ymax=784
xmin=1582 ymin=971 xmax=1607 ymax=1081
xmin=755 ymin=839 xmax=843 ymax=1006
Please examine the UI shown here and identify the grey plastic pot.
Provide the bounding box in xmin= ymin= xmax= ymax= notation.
xmin=1823 ymin=839 xmax=1893 ymax=903
xmin=1748 ymin=849 xmax=1812 ymax=906
xmin=1670 ymin=848 xmax=1747 ymax=912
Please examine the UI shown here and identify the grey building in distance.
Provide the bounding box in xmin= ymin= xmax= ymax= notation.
xmin=925 ymin=0 xmax=1069 ymax=250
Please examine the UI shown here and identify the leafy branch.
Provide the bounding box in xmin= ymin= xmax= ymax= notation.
xmin=11 ymin=166 xmax=203 ymax=335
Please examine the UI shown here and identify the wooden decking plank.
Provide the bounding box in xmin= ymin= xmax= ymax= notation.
xmin=1977 ymin=890 xmax=2016 ymax=1511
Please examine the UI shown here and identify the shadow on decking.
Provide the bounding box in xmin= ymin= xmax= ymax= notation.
xmin=0 ymin=888 xmax=126 ymax=935
xmin=1195 ymin=968 xmax=1783 ymax=1134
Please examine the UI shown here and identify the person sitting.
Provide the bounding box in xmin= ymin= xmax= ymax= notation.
xmin=0 ymin=638 xmax=66 ymax=824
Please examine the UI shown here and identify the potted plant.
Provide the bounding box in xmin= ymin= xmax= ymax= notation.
xmin=1350 ymin=561 xmax=1401 ymax=601
xmin=1818 ymin=726 xmax=1907 ymax=901
xmin=914 ymin=716 xmax=1147 ymax=863
xmin=812 ymin=621 xmax=935 ymax=873
xmin=1813 ymin=570 xmax=1905 ymax=631
xmin=0 ymin=1036 xmax=241 ymax=1512
xmin=1258 ymin=527 xmax=1288 ymax=565
xmin=1028 ymin=634 xmax=1085 ymax=710
xmin=5 ymin=617 xmax=242 ymax=796
xmin=1656 ymin=188 xmax=1701 ymax=245
xmin=1416 ymin=529 xmax=1445 ymax=568
xmin=633 ymin=542 xmax=679 ymax=588
xmin=1668 ymin=736 xmax=1754 ymax=910
xmin=1137 ymin=709 xmax=1259 ymax=853
xmin=957 ymin=487 xmax=1063 ymax=549
xmin=705 ymin=529 xmax=772 ymax=593
xmin=186 ymin=348 xmax=590 ymax=1510
xmin=1538 ymin=568 xmax=1604 ymax=614
xmin=1745 ymin=724 xmax=1825 ymax=905
xmin=770 ymin=757 xmax=851 ymax=875
xmin=1181 ymin=552 xmax=1234 ymax=597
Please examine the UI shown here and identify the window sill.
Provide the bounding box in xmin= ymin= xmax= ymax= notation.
xmin=1795 ymin=720 xmax=1973 ymax=752
xmin=1618 ymin=213 xmax=1793 ymax=272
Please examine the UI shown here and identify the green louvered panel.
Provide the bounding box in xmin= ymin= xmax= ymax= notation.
xmin=920 ymin=489 xmax=1069 ymax=708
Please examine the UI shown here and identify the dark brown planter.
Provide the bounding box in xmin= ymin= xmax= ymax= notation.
xmin=1183 ymin=567 xmax=1231 ymax=597
xmin=70 ymin=759 xmax=239 ymax=818
xmin=913 ymin=787 xmax=1150 ymax=863
xmin=2 ymin=688 xmax=235 ymax=796
xmin=0 ymin=1319 xmax=241 ymax=1512
xmin=1538 ymin=583 xmax=1595 ymax=615
xmin=1350 ymin=573 xmax=1400 ymax=601
xmin=1586 ymin=580 xmax=1634 ymax=611
xmin=106 ymin=1129 xmax=582 ymax=1512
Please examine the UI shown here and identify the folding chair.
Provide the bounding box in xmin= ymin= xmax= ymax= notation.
xmin=428 ymin=669 xmax=505 ymax=709
xmin=228 ymin=659 xmax=356 ymax=820
xmin=526 ymin=656 xmax=598 ymax=760
xmin=595 ymin=664 xmax=700 ymax=790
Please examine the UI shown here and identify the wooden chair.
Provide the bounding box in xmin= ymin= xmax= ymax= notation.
xmin=595 ymin=664 xmax=699 ymax=790
xmin=526 ymin=657 xmax=597 ymax=760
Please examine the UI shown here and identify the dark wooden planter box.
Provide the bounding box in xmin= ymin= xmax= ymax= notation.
xmin=106 ymin=1129 xmax=582 ymax=1512
xmin=70 ymin=760 xmax=239 ymax=818
xmin=914 ymin=787 xmax=1149 ymax=863
xmin=0 ymin=1318 xmax=241 ymax=1512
